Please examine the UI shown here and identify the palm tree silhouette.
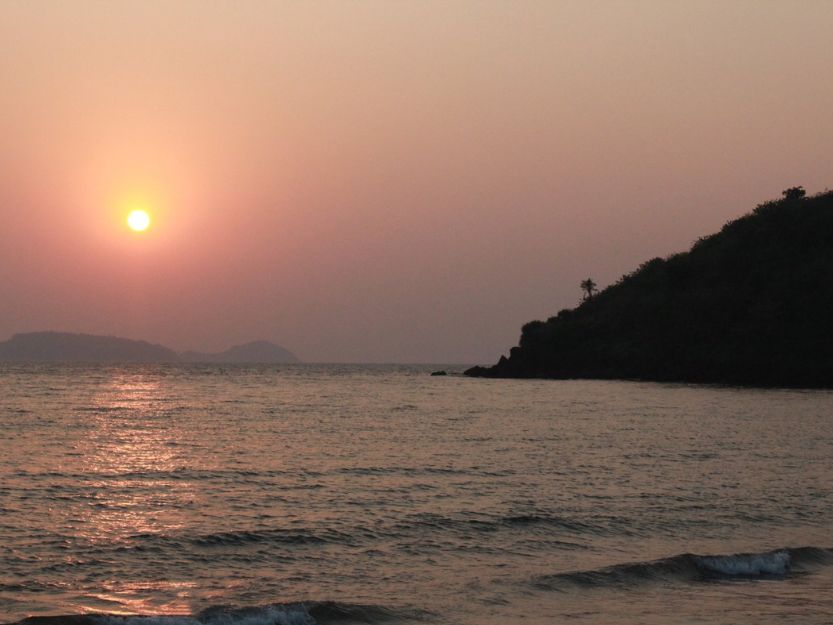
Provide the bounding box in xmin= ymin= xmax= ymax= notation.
xmin=580 ymin=278 xmax=597 ymax=301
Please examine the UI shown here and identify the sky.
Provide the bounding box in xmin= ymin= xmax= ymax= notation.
xmin=1 ymin=1 xmax=832 ymax=363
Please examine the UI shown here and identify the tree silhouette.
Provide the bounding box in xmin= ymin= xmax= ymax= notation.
xmin=782 ymin=186 xmax=806 ymax=201
xmin=580 ymin=278 xmax=597 ymax=300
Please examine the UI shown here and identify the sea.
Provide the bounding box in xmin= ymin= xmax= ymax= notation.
xmin=1 ymin=363 xmax=832 ymax=625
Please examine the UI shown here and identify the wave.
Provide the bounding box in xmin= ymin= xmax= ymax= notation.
xmin=533 ymin=546 xmax=833 ymax=591
xmin=130 ymin=512 xmax=608 ymax=552
xmin=118 ymin=528 xmax=359 ymax=551
xmin=7 ymin=601 xmax=414 ymax=625
xmin=187 ymin=529 xmax=351 ymax=547
xmin=22 ymin=512 xmax=611 ymax=564
xmin=392 ymin=511 xmax=613 ymax=537
xmin=10 ymin=464 xmax=513 ymax=483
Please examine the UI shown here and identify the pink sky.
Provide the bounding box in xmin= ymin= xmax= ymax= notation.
xmin=1 ymin=1 xmax=832 ymax=362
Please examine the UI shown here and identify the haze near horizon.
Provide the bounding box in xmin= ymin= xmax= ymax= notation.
xmin=2 ymin=1 xmax=832 ymax=363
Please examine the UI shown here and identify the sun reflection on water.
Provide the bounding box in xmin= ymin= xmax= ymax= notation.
xmin=74 ymin=372 xmax=198 ymax=613
xmin=75 ymin=580 xmax=197 ymax=616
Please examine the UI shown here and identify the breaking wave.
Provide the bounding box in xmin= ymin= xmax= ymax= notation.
xmin=8 ymin=601 xmax=415 ymax=625
xmin=533 ymin=546 xmax=833 ymax=590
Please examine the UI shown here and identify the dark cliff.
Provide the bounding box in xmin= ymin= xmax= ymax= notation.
xmin=466 ymin=189 xmax=833 ymax=387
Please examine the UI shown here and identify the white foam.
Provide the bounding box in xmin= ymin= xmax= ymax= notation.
xmin=695 ymin=550 xmax=790 ymax=576
xmin=203 ymin=606 xmax=316 ymax=625
xmin=92 ymin=618 xmax=201 ymax=625
xmin=92 ymin=605 xmax=317 ymax=625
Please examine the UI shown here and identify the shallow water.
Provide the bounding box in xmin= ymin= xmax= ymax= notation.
xmin=1 ymin=364 xmax=832 ymax=624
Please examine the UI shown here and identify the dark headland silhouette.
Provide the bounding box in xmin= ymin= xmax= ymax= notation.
xmin=0 ymin=332 xmax=299 ymax=364
xmin=466 ymin=188 xmax=833 ymax=388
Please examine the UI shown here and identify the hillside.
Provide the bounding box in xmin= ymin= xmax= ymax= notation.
xmin=180 ymin=340 xmax=299 ymax=363
xmin=0 ymin=333 xmax=300 ymax=364
xmin=0 ymin=332 xmax=178 ymax=363
xmin=466 ymin=189 xmax=833 ymax=387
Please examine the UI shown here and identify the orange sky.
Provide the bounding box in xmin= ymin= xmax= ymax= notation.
xmin=1 ymin=1 xmax=832 ymax=362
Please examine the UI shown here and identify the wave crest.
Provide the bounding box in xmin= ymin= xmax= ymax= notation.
xmin=533 ymin=546 xmax=833 ymax=591
xmin=9 ymin=601 xmax=411 ymax=625
xmin=694 ymin=550 xmax=790 ymax=577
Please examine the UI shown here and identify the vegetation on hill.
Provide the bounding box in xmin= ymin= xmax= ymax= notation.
xmin=466 ymin=188 xmax=833 ymax=387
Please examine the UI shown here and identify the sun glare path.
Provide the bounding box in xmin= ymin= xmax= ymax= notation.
xmin=127 ymin=209 xmax=151 ymax=232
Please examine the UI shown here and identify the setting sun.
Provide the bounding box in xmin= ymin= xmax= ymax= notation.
xmin=127 ymin=209 xmax=151 ymax=232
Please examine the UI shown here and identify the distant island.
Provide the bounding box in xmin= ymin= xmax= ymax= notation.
xmin=466 ymin=188 xmax=833 ymax=388
xmin=0 ymin=332 xmax=300 ymax=364
xmin=180 ymin=340 xmax=299 ymax=364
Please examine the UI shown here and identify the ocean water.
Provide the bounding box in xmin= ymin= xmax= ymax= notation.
xmin=1 ymin=364 xmax=832 ymax=625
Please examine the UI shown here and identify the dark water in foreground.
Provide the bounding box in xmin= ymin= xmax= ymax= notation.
xmin=1 ymin=364 xmax=832 ymax=625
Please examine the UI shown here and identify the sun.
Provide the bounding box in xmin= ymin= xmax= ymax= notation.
xmin=127 ymin=209 xmax=151 ymax=232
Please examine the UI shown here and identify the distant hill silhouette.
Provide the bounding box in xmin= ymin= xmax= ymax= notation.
xmin=466 ymin=189 xmax=833 ymax=387
xmin=0 ymin=333 xmax=300 ymax=364
xmin=180 ymin=340 xmax=299 ymax=363
xmin=0 ymin=332 xmax=178 ymax=363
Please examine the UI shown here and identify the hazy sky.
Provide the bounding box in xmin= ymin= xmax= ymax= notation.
xmin=1 ymin=1 xmax=832 ymax=363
